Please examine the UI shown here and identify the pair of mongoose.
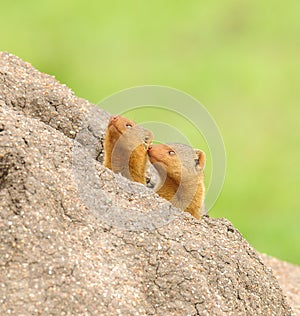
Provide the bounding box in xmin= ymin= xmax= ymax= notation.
xmin=104 ymin=115 xmax=206 ymax=219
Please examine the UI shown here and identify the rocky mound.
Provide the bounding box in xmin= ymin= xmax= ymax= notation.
xmin=0 ymin=52 xmax=292 ymax=315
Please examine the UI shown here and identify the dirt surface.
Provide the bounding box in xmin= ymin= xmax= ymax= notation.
xmin=261 ymin=254 xmax=300 ymax=316
xmin=0 ymin=52 xmax=294 ymax=315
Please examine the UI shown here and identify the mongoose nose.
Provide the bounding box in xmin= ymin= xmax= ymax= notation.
xmin=111 ymin=115 xmax=118 ymax=122
xmin=148 ymin=145 xmax=152 ymax=151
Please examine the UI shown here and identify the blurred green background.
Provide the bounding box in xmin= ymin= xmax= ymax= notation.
xmin=1 ymin=1 xmax=299 ymax=264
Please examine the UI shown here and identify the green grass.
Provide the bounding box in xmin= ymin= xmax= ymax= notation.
xmin=1 ymin=0 xmax=299 ymax=264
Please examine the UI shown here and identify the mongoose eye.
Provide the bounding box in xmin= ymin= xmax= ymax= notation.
xmin=144 ymin=136 xmax=150 ymax=142
xmin=168 ymin=150 xmax=176 ymax=156
xmin=126 ymin=123 xmax=133 ymax=128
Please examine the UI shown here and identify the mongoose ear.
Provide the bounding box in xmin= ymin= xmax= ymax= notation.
xmin=142 ymin=131 xmax=153 ymax=150
xmin=195 ymin=149 xmax=206 ymax=171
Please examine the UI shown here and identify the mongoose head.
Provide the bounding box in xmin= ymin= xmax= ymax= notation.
xmin=104 ymin=115 xmax=153 ymax=183
xmin=106 ymin=115 xmax=136 ymax=142
xmin=148 ymin=143 xmax=205 ymax=185
xmin=106 ymin=115 xmax=153 ymax=150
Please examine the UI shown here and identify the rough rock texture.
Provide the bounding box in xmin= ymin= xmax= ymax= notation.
xmin=0 ymin=52 xmax=293 ymax=315
xmin=261 ymin=254 xmax=300 ymax=316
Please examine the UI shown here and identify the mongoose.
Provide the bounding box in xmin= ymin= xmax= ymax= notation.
xmin=104 ymin=115 xmax=153 ymax=184
xmin=148 ymin=143 xmax=206 ymax=219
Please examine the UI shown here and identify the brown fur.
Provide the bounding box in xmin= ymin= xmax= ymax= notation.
xmin=104 ymin=115 xmax=153 ymax=184
xmin=148 ymin=143 xmax=205 ymax=219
